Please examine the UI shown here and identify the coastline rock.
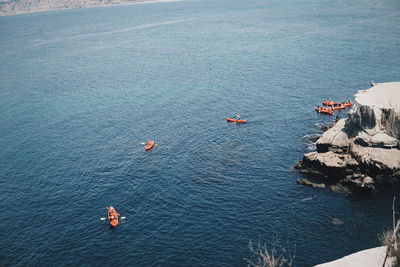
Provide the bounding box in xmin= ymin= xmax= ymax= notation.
xmin=355 ymin=131 xmax=398 ymax=148
xmin=297 ymin=82 xmax=400 ymax=188
xmin=317 ymin=122 xmax=336 ymax=132
xmin=316 ymin=119 xmax=352 ymax=152
xmin=329 ymin=173 xmax=376 ymax=194
xmin=339 ymin=174 xmax=376 ymax=194
xmin=297 ymin=178 xmax=325 ymax=188
xmin=329 ymin=184 xmax=351 ymax=194
xmin=350 ymin=144 xmax=400 ymax=175
xmin=300 ymin=151 xmax=358 ymax=178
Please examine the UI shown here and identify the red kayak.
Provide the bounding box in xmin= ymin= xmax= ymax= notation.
xmin=226 ymin=118 xmax=247 ymax=123
xmin=332 ymin=102 xmax=353 ymax=109
xmin=107 ymin=206 xmax=119 ymax=227
xmin=315 ymin=107 xmax=334 ymax=115
xmin=145 ymin=140 xmax=155 ymax=150
xmin=342 ymin=102 xmax=353 ymax=107
xmin=332 ymin=105 xmax=346 ymax=110
xmin=322 ymin=100 xmax=340 ymax=106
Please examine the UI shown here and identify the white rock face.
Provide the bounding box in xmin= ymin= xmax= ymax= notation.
xmin=315 ymin=246 xmax=393 ymax=267
xmin=317 ymin=119 xmax=352 ymax=151
xmin=349 ymin=82 xmax=400 ymax=140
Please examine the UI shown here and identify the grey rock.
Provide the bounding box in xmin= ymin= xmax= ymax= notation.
xmin=297 ymin=178 xmax=325 ymax=188
xmin=350 ymin=144 xmax=400 ymax=175
xmin=330 ymin=184 xmax=351 ymax=194
xmin=317 ymin=119 xmax=353 ymax=152
xmin=300 ymin=151 xmax=358 ymax=177
xmin=355 ymin=131 xmax=398 ymax=148
xmin=363 ymin=176 xmax=374 ymax=184
xmin=339 ymin=174 xmax=376 ymax=193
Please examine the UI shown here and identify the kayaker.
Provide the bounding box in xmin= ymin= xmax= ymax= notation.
xmin=235 ymin=114 xmax=241 ymax=120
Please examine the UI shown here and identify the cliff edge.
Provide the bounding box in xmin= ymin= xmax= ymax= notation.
xmin=296 ymin=82 xmax=400 ymax=190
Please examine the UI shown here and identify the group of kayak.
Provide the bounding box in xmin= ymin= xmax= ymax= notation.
xmin=315 ymin=99 xmax=353 ymax=115
xmin=104 ymin=114 xmax=246 ymax=227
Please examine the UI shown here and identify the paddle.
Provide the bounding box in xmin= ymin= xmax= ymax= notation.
xmin=101 ymin=207 xmax=126 ymax=220
xmin=100 ymin=217 xmax=126 ymax=220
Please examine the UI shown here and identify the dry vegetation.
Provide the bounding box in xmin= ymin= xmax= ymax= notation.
xmin=246 ymin=238 xmax=295 ymax=267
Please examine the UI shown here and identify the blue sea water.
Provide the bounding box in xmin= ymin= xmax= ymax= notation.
xmin=1 ymin=0 xmax=400 ymax=265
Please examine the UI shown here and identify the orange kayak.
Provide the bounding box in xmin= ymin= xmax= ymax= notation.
xmin=145 ymin=140 xmax=155 ymax=150
xmin=107 ymin=206 xmax=119 ymax=227
xmin=315 ymin=107 xmax=334 ymax=115
xmin=332 ymin=102 xmax=353 ymax=109
xmin=322 ymin=100 xmax=340 ymax=106
xmin=226 ymin=118 xmax=247 ymax=123
xmin=342 ymin=102 xmax=353 ymax=107
xmin=332 ymin=105 xmax=346 ymax=110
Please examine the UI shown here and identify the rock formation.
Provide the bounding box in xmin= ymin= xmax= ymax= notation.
xmin=296 ymin=178 xmax=325 ymax=188
xmin=296 ymin=82 xmax=400 ymax=191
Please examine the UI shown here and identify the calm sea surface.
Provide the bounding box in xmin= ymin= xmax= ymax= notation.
xmin=1 ymin=0 xmax=400 ymax=265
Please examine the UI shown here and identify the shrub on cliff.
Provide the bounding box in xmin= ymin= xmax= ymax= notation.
xmin=245 ymin=238 xmax=295 ymax=267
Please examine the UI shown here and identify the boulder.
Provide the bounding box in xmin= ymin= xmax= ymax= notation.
xmin=355 ymin=131 xmax=398 ymax=148
xmin=350 ymin=144 xmax=400 ymax=175
xmin=339 ymin=174 xmax=376 ymax=193
xmin=300 ymin=151 xmax=358 ymax=178
xmin=316 ymin=119 xmax=353 ymax=152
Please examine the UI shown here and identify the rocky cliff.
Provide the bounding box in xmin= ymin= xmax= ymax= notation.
xmin=296 ymin=82 xmax=400 ymax=190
